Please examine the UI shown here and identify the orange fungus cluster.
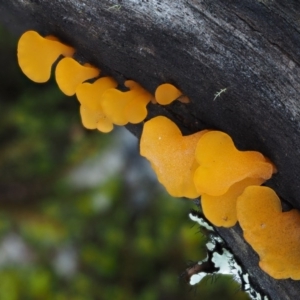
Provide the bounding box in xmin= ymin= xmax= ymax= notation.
xmin=141 ymin=123 xmax=276 ymax=228
xmin=17 ymin=31 xmax=183 ymax=133
xmin=17 ymin=30 xmax=300 ymax=281
xmin=140 ymin=116 xmax=300 ymax=280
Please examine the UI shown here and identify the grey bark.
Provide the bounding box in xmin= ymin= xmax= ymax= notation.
xmin=1 ymin=0 xmax=300 ymax=299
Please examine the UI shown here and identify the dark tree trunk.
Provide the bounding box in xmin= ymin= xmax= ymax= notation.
xmin=1 ymin=1 xmax=300 ymax=299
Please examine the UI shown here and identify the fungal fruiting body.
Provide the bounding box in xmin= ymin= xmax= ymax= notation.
xmin=79 ymin=106 xmax=113 ymax=132
xmin=55 ymin=57 xmax=100 ymax=96
xmin=101 ymin=80 xmax=153 ymax=125
xmin=193 ymin=131 xmax=275 ymax=196
xmin=194 ymin=130 xmax=276 ymax=228
xmin=237 ymin=186 xmax=300 ymax=280
xmin=17 ymin=30 xmax=156 ymax=135
xmin=185 ymin=210 xmax=269 ymax=300
xmin=17 ymin=31 xmax=75 ymax=83
xmin=140 ymin=116 xmax=208 ymax=198
xmin=201 ymin=177 xmax=265 ymax=227
xmin=76 ymin=77 xmax=118 ymax=132
xmin=123 ymin=80 xmax=153 ymax=123
xmin=155 ymin=83 xmax=189 ymax=105
xmin=101 ymin=89 xmax=133 ymax=125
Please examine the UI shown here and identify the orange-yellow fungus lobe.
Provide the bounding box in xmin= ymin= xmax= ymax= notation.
xmin=237 ymin=186 xmax=300 ymax=279
xmin=140 ymin=116 xmax=207 ymax=198
xmin=17 ymin=30 xmax=75 ymax=83
xmin=101 ymin=80 xmax=153 ymax=125
xmin=80 ymin=105 xmax=113 ymax=133
xmin=55 ymin=57 xmax=100 ymax=96
xmin=76 ymin=77 xmax=118 ymax=111
xmin=201 ymin=177 xmax=264 ymax=227
xmin=193 ymin=131 xmax=274 ymax=196
xmin=101 ymin=89 xmax=131 ymax=125
xmin=76 ymin=77 xmax=117 ymax=133
xmin=155 ymin=83 xmax=188 ymax=105
xmin=124 ymin=80 xmax=153 ymax=123
xmin=124 ymin=96 xmax=149 ymax=124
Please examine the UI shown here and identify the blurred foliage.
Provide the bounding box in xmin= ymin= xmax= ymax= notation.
xmin=0 ymin=24 xmax=250 ymax=300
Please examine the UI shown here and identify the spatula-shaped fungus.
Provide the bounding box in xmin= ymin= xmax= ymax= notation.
xmin=155 ymin=83 xmax=189 ymax=105
xmin=55 ymin=57 xmax=100 ymax=96
xmin=140 ymin=116 xmax=207 ymax=198
xmin=237 ymin=186 xmax=300 ymax=279
xmin=17 ymin=30 xmax=75 ymax=83
xmin=193 ymin=131 xmax=274 ymax=196
xmin=201 ymin=177 xmax=265 ymax=227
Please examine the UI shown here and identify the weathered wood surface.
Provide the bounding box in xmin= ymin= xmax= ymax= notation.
xmin=1 ymin=1 xmax=300 ymax=299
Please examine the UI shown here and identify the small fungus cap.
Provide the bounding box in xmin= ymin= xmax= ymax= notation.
xmin=155 ymin=83 xmax=186 ymax=105
xmin=55 ymin=57 xmax=100 ymax=96
xmin=193 ymin=131 xmax=274 ymax=196
xmin=17 ymin=30 xmax=75 ymax=83
xmin=140 ymin=116 xmax=207 ymax=198
xmin=237 ymin=186 xmax=300 ymax=279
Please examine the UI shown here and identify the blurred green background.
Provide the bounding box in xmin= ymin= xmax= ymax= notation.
xmin=0 ymin=24 xmax=250 ymax=300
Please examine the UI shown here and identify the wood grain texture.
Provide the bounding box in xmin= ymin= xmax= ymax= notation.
xmin=1 ymin=1 xmax=300 ymax=299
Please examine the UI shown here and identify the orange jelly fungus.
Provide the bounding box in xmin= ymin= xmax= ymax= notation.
xmin=140 ymin=116 xmax=208 ymax=198
xmin=76 ymin=77 xmax=117 ymax=133
xmin=201 ymin=177 xmax=265 ymax=227
xmin=101 ymin=80 xmax=153 ymax=125
xmin=237 ymin=186 xmax=300 ymax=279
xmin=17 ymin=30 xmax=75 ymax=83
xmin=55 ymin=57 xmax=100 ymax=96
xmin=193 ymin=131 xmax=275 ymax=196
xmin=155 ymin=83 xmax=189 ymax=105
xmin=124 ymin=80 xmax=153 ymax=123
xmin=79 ymin=106 xmax=113 ymax=133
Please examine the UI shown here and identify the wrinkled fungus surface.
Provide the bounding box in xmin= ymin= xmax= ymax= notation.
xmin=201 ymin=177 xmax=265 ymax=227
xmin=55 ymin=57 xmax=100 ymax=96
xmin=17 ymin=31 xmax=75 ymax=83
xmin=140 ymin=116 xmax=207 ymax=198
xmin=194 ymin=131 xmax=274 ymax=196
xmin=237 ymin=186 xmax=300 ymax=279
